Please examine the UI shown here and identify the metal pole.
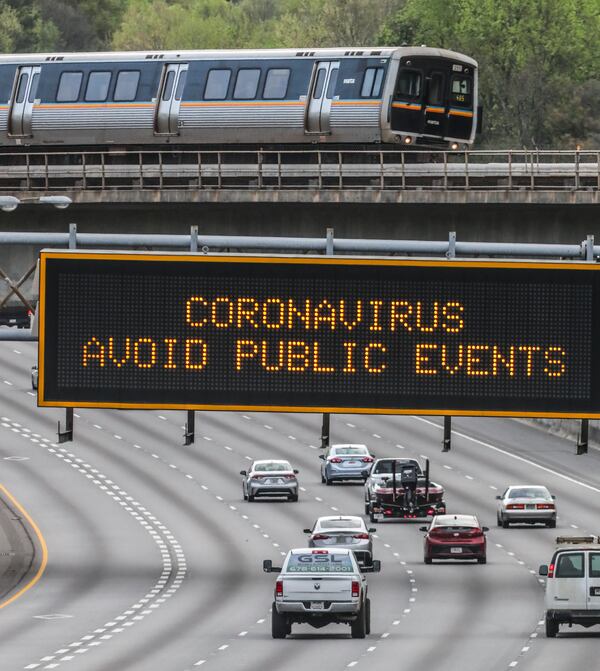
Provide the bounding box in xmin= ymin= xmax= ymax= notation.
xmin=577 ymin=419 xmax=589 ymax=455
xmin=320 ymin=412 xmax=330 ymax=450
xmin=319 ymin=227 xmax=334 ymax=449
xmin=58 ymin=407 xmax=74 ymax=443
xmin=184 ymin=410 xmax=195 ymax=446
xmin=442 ymin=415 xmax=451 ymax=452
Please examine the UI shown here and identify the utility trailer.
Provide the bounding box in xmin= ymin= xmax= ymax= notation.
xmin=367 ymin=458 xmax=446 ymax=523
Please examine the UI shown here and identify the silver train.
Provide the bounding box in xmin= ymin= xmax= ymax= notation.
xmin=0 ymin=46 xmax=480 ymax=150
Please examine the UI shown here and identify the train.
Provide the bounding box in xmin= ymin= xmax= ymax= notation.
xmin=0 ymin=46 xmax=480 ymax=151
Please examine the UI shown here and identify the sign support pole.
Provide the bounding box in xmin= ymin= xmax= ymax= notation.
xmin=58 ymin=407 xmax=73 ymax=443
xmin=184 ymin=410 xmax=195 ymax=446
xmin=577 ymin=419 xmax=589 ymax=455
xmin=442 ymin=415 xmax=451 ymax=452
xmin=183 ymin=226 xmax=199 ymax=446
xmin=320 ymin=228 xmax=334 ymax=449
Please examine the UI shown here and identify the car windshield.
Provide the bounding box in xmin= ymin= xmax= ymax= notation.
xmin=508 ymin=487 xmax=549 ymax=499
xmin=253 ymin=462 xmax=292 ymax=472
xmin=286 ymin=553 xmax=354 ymax=573
xmin=332 ymin=447 xmax=368 ymax=456
xmin=373 ymin=460 xmax=420 ymax=475
xmin=319 ymin=519 xmax=363 ymax=529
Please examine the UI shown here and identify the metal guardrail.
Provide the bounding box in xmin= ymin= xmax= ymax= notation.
xmin=0 ymin=149 xmax=597 ymax=192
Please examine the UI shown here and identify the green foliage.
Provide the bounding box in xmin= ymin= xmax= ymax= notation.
xmin=380 ymin=0 xmax=600 ymax=148
xmin=0 ymin=0 xmax=598 ymax=147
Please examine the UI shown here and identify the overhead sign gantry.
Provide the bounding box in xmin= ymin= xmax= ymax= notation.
xmin=38 ymin=251 xmax=600 ymax=418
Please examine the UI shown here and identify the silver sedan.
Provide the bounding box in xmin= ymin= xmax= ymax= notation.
xmin=241 ymin=459 xmax=299 ymax=502
xmin=496 ymin=485 xmax=556 ymax=528
xmin=303 ymin=515 xmax=376 ymax=566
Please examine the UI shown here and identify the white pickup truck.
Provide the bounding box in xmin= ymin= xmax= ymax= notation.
xmin=263 ymin=547 xmax=380 ymax=639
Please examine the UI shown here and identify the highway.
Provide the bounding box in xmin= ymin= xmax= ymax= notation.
xmin=1 ymin=340 xmax=600 ymax=670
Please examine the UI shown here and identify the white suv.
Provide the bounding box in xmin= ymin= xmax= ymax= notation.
xmin=539 ymin=536 xmax=600 ymax=637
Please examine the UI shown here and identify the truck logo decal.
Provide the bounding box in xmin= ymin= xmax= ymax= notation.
xmin=314 ymin=583 xmax=321 ymax=590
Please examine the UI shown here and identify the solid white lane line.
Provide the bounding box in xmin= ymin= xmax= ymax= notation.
xmin=413 ymin=415 xmax=600 ymax=494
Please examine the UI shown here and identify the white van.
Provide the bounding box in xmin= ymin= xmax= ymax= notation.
xmin=539 ymin=536 xmax=600 ymax=637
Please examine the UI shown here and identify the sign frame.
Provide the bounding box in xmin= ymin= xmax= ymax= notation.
xmin=38 ymin=250 xmax=600 ymax=418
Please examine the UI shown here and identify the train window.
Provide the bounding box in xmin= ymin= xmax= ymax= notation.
xmin=174 ymin=70 xmax=187 ymax=101
xmin=263 ymin=68 xmax=290 ymax=99
xmin=451 ymin=75 xmax=472 ymax=106
xmin=85 ymin=71 xmax=111 ymax=102
xmin=234 ymin=69 xmax=260 ymax=100
xmin=114 ymin=71 xmax=140 ymax=101
xmin=326 ymin=68 xmax=339 ymax=99
xmin=28 ymin=73 xmax=40 ymax=103
xmin=361 ymin=67 xmax=384 ymax=97
xmin=313 ymin=68 xmax=326 ymax=98
xmin=57 ymin=72 xmax=83 ymax=102
xmin=396 ymin=69 xmax=421 ymax=98
xmin=204 ymin=69 xmax=231 ymax=100
xmin=15 ymin=73 xmax=29 ymax=103
xmin=162 ymin=71 xmax=175 ymax=101
xmin=427 ymin=72 xmax=444 ymax=105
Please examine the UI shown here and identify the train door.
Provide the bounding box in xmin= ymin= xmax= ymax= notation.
xmin=8 ymin=66 xmax=41 ymax=137
xmin=306 ymin=61 xmax=339 ymax=134
xmin=422 ymin=70 xmax=448 ymax=138
xmin=155 ymin=63 xmax=188 ymax=135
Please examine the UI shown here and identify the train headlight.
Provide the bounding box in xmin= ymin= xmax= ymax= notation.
xmin=450 ymin=142 xmax=459 ymax=151
xmin=404 ymin=136 xmax=413 ymax=145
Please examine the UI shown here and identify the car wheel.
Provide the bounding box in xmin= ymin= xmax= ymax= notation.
xmin=271 ymin=602 xmax=288 ymax=639
xmin=502 ymin=518 xmax=509 ymax=529
xmin=351 ymin=602 xmax=367 ymax=639
xmin=325 ymin=475 xmax=332 ymax=486
xmin=321 ymin=473 xmax=326 ymax=484
xmin=365 ymin=598 xmax=371 ymax=635
xmin=369 ymin=511 xmax=377 ymax=524
xmin=248 ymin=493 xmax=255 ymax=502
xmin=546 ymin=520 xmax=556 ymax=528
xmin=545 ymin=614 xmax=559 ymax=638
xmin=364 ymin=503 xmax=370 ymax=515
xmin=477 ymin=556 xmax=487 ymax=564
xmin=496 ymin=513 xmax=502 ymax=527
xmin=243 ymin=489 xmax=248 ymax=501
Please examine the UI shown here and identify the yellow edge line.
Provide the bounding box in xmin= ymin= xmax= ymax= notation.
xmin=0 ymin=484 xmax=47 ymax=610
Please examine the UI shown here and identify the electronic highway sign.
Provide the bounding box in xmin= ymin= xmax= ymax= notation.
xmin=38 ymin=251 xmax=600 ymax=417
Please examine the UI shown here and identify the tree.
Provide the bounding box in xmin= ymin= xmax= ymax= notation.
xmin=380 ymin=0 xmax=600 ymax=148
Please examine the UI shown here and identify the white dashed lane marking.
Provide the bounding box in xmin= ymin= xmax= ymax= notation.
xmin=0 ymin=418 xmax=186 ymax=671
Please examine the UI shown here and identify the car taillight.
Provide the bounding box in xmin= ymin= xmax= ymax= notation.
xmin=361 ymin=457 xmax=373 ymax=463
xmin=353 ymin=533 xmax=370 ymax=540
xmin=312 ymin=534 xmax=330 ymax=540
xmin=329 ymin=457 xmax=343 ymax=463
xmin=351 ymin=580 xmax=360 ymax=597
xmin=536 ymin=503 xmax=555 ymax=510
xmin=312 ymin=549 xmax=328 ymax=554
xmin=276 ymin=580 xmax=283 ymax=596
xmin=506 ymin=503 xmax=525 ymax=510
xmin=548 ymin=563 xmax=555 ymax=578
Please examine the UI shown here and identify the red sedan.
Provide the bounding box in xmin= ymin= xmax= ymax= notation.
xmin=421 ymin=514 xmax=488 ymax=564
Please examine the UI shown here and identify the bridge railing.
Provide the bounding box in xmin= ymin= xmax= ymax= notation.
xmin=0 ymin=149 xmax=597 ymax=192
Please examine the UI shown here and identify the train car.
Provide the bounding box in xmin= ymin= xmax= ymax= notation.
xmin=0 ymin=46 xmax=479 ymax=150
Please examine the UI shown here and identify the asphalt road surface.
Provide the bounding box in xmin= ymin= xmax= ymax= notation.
xmin=1 ymin=341 xmax=599 ymax=671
